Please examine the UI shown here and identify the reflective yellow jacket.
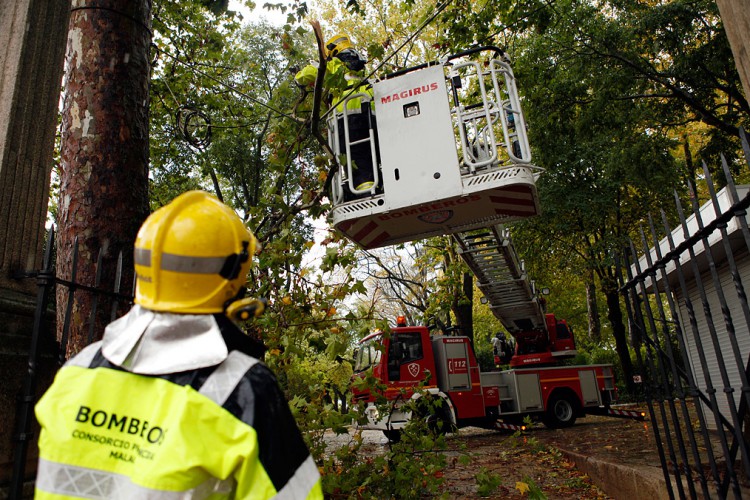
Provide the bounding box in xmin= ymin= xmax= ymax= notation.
xmin=295 ymin=57 xmax=373 ymax=114
xmin=35 ymin=342 xmax=323 ymax=499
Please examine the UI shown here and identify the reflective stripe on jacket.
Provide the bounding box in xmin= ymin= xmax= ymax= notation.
xmin=35 ymin=342 xmax=322 ymax=499
xmin=295 ymin=58 xmax=373 ymax=113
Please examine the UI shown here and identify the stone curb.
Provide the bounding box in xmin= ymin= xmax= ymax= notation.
xmin=558 ymin=448 xmax=669 ymax=500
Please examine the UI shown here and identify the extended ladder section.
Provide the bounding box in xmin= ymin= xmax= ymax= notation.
xmin=453 ymin=225 xmax=546 ymax=333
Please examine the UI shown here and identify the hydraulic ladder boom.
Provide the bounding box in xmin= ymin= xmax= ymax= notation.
xmin=454 ymin=225 xmax=578 ymax=366
xmin=453 ymin=225 xmax=545 ymax=334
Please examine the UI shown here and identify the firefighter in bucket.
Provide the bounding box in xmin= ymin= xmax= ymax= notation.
xmin=35 ymin=191 xmax=323 ymax=499
xmin=296 ymin=34 xmax=380 ymax=199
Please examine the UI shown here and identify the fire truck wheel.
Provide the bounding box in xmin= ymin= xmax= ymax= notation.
xmin=418 ymin=397 xmax=455 ymax=436
xmin=543 ymin=392 xmax=578 ymax=429
xmin=383 ymin=429 xmax=402 ymax=443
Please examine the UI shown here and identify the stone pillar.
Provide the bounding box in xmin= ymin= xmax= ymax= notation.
xmin=0 ymin=0 xmax=71 ymax=494
xmin=717 ymin=0 xmax=750 ymax=100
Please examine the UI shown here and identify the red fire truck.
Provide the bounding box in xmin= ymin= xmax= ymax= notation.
xmin=351 ymin=316 xmax=633 ymax=442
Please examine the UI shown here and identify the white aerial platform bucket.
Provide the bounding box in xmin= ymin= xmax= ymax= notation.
xmin=328 ymin=47 xmax=542 ymax=249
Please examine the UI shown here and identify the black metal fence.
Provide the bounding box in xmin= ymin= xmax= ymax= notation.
xmin=620 ymin=131 xmax=750 ymax=499
xmin=9 ymin=230 xmax=132 ymax=499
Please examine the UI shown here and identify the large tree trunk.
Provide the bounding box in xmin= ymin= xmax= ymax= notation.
xmin=602 ymin=276 xmax=636 ymax=393
xmin=56 ymin=0 xmax=151 ymax=359
xmin=586 ymin=269 xmax=601 ymax=344
xmin=716 ymin=0 xmax=750 ymax=102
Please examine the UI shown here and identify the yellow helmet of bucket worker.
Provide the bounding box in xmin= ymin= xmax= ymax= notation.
xmin=134 ymin=190 xmax=257 ymax=314
xmin=325 ymin=34 xmax=353 ymax=59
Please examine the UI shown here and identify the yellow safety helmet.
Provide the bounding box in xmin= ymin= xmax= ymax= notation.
xmin=134 ymin=190 xmax=257 ymax=314
xmin=325 ymin=34 xmax=353 ymax=59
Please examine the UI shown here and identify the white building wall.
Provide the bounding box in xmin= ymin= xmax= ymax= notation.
xmin=675 ymin=253 xmax=750 ymax=430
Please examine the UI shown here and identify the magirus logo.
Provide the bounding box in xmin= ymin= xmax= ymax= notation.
xmin=380 ymin=82 xmax=440 ymax=105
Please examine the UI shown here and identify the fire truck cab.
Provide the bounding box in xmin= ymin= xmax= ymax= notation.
xmin=328 ymin=46 xmax=542 ymax=249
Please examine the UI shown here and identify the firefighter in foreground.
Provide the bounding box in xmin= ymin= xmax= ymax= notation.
xmin=34 ymin=191 xmax=323 ymax=499
xmin=296 ymin=33 xmax=378 ymax=197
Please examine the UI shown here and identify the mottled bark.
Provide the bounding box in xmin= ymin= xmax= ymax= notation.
xmin=56 ymin=0 xmax=151 ymax=358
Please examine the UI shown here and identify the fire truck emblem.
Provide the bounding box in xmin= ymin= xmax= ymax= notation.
xmin=407 ymin=363 xmax=421 ymax=378
xmin=418 ymin=210 xmax=454 ymax=224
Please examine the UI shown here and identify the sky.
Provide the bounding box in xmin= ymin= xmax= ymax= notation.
xmin=229 ymin=0 xmax=333 ymax=268
xmin=229 ymin=1 xmax=289 ymax=26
